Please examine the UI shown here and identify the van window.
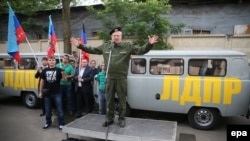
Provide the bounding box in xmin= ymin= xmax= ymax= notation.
xmin=0 ymin=59 xmax=5 ymax=69
xmin=188 ymin=59 xmax=226 ymax=76
xmin=150 ymin=58 xmax=184 ymax=75
xmin=0 ymin=58 xmax=15 ymax=69
xmin=131 ymin=58 xmax=146 ymax=74
xmin=19 ymin=58 xmax=37 ymax=70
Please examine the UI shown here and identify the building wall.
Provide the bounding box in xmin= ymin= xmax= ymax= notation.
xmin=167 ymin=34 xmax=250 ymax=62
xmin=0 ymin=35 xmax=249 ymax=65
xmin=169 ymin=4 xmax=250 ymax=35
xmin=0 ymin=3 xmax=249 ymax=64
xmin=0 ymin=3 xmax=249 ymax=41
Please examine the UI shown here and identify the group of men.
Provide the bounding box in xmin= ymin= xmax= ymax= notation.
xmin=36 ymin=54 xmax=100 ymax=130
xmin=37 ymin=26 xmax=158 ymax=130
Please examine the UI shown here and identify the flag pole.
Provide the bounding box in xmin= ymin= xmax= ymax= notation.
xmin=25 ymin=38 xmax=40 ymax=67
xmin=79 ymin=50 xmax=82 ymax=73
xmin=56 ymin=43 xmax=62 ymax=68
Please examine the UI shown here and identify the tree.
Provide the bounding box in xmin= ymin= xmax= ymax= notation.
xmin=0 ymin=0 xmax=61 ymax=15
xmin=0 ymin=0 xmax=61 ymax=39
xmin=62 ymin=0 xmax=72 ymax=54
xmin=87 ymin=0 xmax=184 ymax=50
xmin=0 ymin=0 xmax=76 ymax=54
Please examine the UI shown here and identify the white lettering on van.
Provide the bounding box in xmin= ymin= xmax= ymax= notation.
xmin=160 ymin=76 xmax=242 ymax=105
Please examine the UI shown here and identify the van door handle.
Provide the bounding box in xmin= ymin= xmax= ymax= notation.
xmin=155 ymin=93 xmax=160 ymax=100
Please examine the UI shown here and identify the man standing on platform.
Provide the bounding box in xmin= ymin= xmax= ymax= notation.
xmin=70 ymin=27 xmax=158 ymax=127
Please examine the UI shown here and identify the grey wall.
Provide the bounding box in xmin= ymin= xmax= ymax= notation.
xmin=71 ymin=4 xmax=250 ymax=37
xmin=168 ymin=4 xmax=250 ymax=34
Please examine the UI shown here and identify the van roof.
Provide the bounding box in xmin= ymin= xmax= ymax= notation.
xmin=141 ymin=50 xmax=246 ymax=57
xmin=0 ymin=52 xmax=72 ymax=57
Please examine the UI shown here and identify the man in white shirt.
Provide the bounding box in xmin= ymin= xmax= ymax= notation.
xmin=73 ymin=58 xmax=95 ymax=118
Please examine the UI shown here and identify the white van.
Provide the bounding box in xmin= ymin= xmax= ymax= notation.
xmin=0 ymin=52 xmax=75 ymax=108
xmin=94 ymin=50 xmax=250 ymax=130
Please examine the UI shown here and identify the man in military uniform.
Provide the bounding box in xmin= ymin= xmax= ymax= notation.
xmin=70 ymin=27 xmax=158 ymax=127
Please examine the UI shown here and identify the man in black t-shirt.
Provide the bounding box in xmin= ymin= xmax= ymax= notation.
xmin=39 ymin=56 xmax=66 ymax=130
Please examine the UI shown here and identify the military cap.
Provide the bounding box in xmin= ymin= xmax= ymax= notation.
xmin=109 ymin=27 xmax=122 ymax=35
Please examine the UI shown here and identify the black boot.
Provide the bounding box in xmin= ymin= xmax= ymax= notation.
xmin=102 ymin=120 xmax=114 ymax=127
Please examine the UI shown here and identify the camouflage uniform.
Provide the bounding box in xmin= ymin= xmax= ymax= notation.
xmin=77 ymin=41 xmax=153 ymax=121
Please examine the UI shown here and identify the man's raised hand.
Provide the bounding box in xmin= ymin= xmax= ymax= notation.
xmin=70 ymin=37 xmax=81 ymax=47
xmin=148 ymin=35 xmax=159 ymax=45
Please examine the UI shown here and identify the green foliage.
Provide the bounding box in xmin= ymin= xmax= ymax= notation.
xmin=0 ymin=0 xmax=62 ymax=39
xmin=87 ymin=0 xmax=183 ymax=50
xmin=169 ymin=23 xmax=185 ymax=34
xmin=0 ymin=0 xmax=77 ymax=40
xmin=0 ymin=0 xmax=61 ymax=15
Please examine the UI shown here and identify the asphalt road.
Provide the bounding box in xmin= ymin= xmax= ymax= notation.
xmin=0 ymin=95 xmax=249 ymax=141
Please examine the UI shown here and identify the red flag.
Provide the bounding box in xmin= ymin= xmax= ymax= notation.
xmin=14 ymin=16 xmax=26 ymax=44
xmin=47 ymin=15 xmax=56 ymax=57
xmin=7 ymin=2 xmax=26 ymax=63
xmin=80 ymin=22 xmax=89 ymax=62
xmin=81 ymin=51 xmax=89 ymax=62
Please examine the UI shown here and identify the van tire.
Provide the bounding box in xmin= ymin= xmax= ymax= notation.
xmin=22 ymin=92 xmax=39 ymax=109
xmin=188 ymin=107 xmax=220 ymax=130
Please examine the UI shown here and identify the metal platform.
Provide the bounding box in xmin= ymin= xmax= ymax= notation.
xmin=62 ymin=114 xmax=177 ymax=141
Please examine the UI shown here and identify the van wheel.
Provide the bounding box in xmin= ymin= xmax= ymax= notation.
xmin=188 ymin=107 xmax=220 ymax=130
xmin=22 ymin=92 xmax=39 ymax=109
